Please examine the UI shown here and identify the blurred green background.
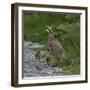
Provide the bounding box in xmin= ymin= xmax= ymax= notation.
xmin=23 ymin=11 xmax=80 ymax=75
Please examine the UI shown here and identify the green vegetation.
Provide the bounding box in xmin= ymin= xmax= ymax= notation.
xmin=23 ymin=11 xmax=80 ymax=75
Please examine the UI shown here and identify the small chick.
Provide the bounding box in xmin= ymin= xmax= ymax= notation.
xmin=35 ymin=49 xmax=42 ymax=61
xmin=45 ymin=53 xmax=57 ymax=67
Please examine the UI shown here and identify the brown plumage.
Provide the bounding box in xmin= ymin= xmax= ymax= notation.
xmin=35 ymin=49 xmax=42 ymax=61
xmin=46 ymin=26 xmax=66 ymax=60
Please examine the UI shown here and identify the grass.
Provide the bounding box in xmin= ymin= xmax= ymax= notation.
xmin=44 ymin=51 xmax=80 ymax=75
xmin=58 ymin=57 xmax=80 ymax=75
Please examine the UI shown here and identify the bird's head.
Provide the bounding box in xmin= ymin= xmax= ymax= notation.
xmin=46 ymin=26 xmax=53 ymax=34
xmin=46 ymin=25 xmax=55 ymax=40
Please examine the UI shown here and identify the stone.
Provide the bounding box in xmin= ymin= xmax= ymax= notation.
xmin=23 ymin=42 xmax=64 ymax=78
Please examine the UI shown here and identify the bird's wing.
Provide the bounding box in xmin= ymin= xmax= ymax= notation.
xmin=51 ymin=40 xmax=64 ymax=55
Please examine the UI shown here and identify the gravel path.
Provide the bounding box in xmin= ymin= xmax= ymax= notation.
xmin=23 ymin=42 xmax=64 ymax=77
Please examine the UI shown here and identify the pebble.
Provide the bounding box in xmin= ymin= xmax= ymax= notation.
xmin=23 ymin=42 xmax=64 ymax=77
